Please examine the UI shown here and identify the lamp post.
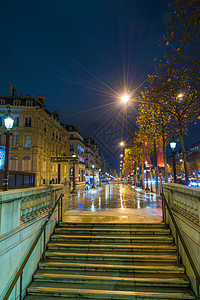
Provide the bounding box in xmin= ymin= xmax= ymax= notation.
xmin=3 ymin=108 xmax=15 ymax=191
xmin=92 ymin=165 xmax=95 ymax=188
xmin=99 ymin=168 xmax=102 ymax=187
xmin=71 ymin=153 xmax=77 ymax=194
xmin=170 ymin=139 xmax=177 ymax=183
xmin=145 ymin=161 xmax=149 ymax=190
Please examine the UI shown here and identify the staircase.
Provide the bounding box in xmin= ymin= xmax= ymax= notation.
xmin=26 ymin=222 xmax=196 ymax=299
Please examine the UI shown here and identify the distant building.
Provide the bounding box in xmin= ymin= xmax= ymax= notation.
xmin=0 ymin=86 xmax=112 ymax=188
xmin=171 ymin=142 xmax=200 ymax=176
xmin=0 ymin=86 xmax=71 ymax=186
xmin=64 ymin=125 xmax=86 ymax=184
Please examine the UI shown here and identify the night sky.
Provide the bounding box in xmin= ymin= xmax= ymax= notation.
xmin=0 ymin=0 xmax=199 ymax=170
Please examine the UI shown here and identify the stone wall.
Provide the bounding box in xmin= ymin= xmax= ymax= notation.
xmin=163 ymin=183 xmax=200 ymax=297
xmin=0 ymin=184 xmax=64 ymax=299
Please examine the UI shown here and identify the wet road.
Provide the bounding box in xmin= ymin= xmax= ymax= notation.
xmin=62 ymin=184 xmax=162 ymax=223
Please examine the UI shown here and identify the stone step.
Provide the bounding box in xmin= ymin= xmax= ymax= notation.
xmin=55 ymin=227 xmax=171 ymax=235
xmin=47 ymin=242 xmax=177 ymax=253
xmin=51 ymin=234 xmax=173 ymax=244
xmin=44 ymin=251 xmax=178 ymax=264
xmin=58 ymin=222 xmax=166 ymax=228
xmin=27 ymin=283 xmax=195 ymax=299
xmin=38 ymin=261 xmax=185 ymax=274
xmin=33 ymin=271 xmax=190 ymax=288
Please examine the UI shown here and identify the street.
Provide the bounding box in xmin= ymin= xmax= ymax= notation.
xmin=63 ymin=183 xmax=162 ymax=223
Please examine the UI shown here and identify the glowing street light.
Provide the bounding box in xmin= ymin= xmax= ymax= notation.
xmin=3 ymin=107 xmax=15 ymax=191
xmin=120 ymin=141 xmax=125 ymax=147
xmin=92 ymin=164 xmax=95 ymax=188
xmin=121 ymin=94 xmax=130 ymax=104
xmin=120 ymin=161 xmax=122 ymax=163
xmin=170 ymin=138 xmax=177 ymax=183
xmin=177 ymin=93 xmax=183 ymax=99
xmin=71 ymin=152 xmax=78 ymax=194
xmin=120 ymin=154 xmax=123 ymax=157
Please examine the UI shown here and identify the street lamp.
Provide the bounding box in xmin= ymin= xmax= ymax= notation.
xmin=92 ymin=164 xmax=95 ymax=188
xmin=170 ymin=139 xmax=177 ymax=183
xmin=121 ymin=94 xmax=130 ymax=104
xmin=120 ymin=154 xmax=123 ymax=157
xmin=71 ymin=152 xmax=77 ymax=193
xmin=3 ymin=108 xmax=15 ymax=191
xmin=99 ymin=168 xmax=102 ymax=187
xmin=145 ymin=161 xmax=149 ymax=190
xmin=120 ymin=141 xmax=125 ymax=147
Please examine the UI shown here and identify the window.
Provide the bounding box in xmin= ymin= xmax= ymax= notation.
xmin=70 ymin=144 xmax=74 ymax=151
xmin=22 ymin=156 xmax=31 ymax=171
xmin=25 ymin=117 xmax=31 ymax=127
xmin=25 ymin=100 xmax=33 ymax=106
xmin=10 ymin=156 xmax=18 ymax=171
xmin=24 ymin=135 xmax=31 ymax=147
xmin=43 ymin=159 xmax=46 ymax=172
xmin=14 ymin=117 xmax=19 ymax=127
xmin=12 ymin=134 xmax=19 ymax=147
xmin=13 ymin=99 xmax=21 ymax=106
xmin=44 ymin=124 xmax=46 ymax=133
xmin=0 ymin=117 xmax=2 ymax=126
xmin=70 ymin=134 xmax=73 ymax=140
xmin=0 ymin=99 xmax=5 ymax=105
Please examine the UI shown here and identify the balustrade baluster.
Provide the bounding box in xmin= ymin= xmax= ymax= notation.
xmin=20 ymin=198 xmax=27 ymax=223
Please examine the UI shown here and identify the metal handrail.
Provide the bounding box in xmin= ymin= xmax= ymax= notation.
xmin=161 ymin=192 xmax=200 ymax=293
xmin=3 ymin=193 xmax=64 ymax=300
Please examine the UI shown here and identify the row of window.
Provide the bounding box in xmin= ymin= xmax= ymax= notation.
xmin=0 ymin=135 xmax=31 ymax=147
xmin=0 ymin=99 xmax=34 ymax=106
xmin=0 ymin=116 xmax=31 ymax=127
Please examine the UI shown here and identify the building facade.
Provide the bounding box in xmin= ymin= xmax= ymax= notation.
xmin=64 ymin=125 xmax=86 ymax=184
xmin=0 ymin=87 xmax=71 ymax=186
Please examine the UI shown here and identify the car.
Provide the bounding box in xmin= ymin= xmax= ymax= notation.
xmin=188 ymin=178 xmax=200 ymax=187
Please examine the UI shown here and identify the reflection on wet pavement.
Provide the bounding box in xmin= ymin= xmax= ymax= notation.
xmin=63 ymin=184 xmax=162 ymax=218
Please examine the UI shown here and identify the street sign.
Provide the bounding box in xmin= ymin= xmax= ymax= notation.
xmin=51 ymin=156 xmax=79 ymax=163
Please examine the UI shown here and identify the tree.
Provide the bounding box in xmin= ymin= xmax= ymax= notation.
xmin=165 ymin=0 xmax=200 ymax=67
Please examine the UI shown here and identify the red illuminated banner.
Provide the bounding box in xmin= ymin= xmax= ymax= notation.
xmin=142 ymin=135 xmax=151 ymax=165
xmin=157 ymin=135 xmax=165 ymax=167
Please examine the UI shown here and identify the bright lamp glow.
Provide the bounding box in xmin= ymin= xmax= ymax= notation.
xmin=4 ymin=111 xmax=14 ymax=130
xmin=177 ymin=93 xmax=183 ymax=98
xmin=120 ymin=154 xmax=123 ymax=157
xmin=92 ymin=165 xmax=95 ymax=169
xmin=121 ymin=94 xmax=130 ymax=103
xmin=120 ymin=161 xmax=122 ymax=163
xmin=170 ymin=141 xmax=176 ymax=150
xmin=120 ymin=141 xmax=124 ymax=146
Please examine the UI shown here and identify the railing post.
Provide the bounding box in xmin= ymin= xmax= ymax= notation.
xmin=42 ymin=227 xmax=46 ymax=262
xmin=58 ymin=199 xmax=60 ymax=222
xmin=176 ymin=231 xmax=180 ymax=265
xmin=196 ymin=280 xmax=199 ymax=300
xmin=19 ymin=271 xmax=23 ymax=300
xmin=60 ymin=195 xmax=63 ymax=222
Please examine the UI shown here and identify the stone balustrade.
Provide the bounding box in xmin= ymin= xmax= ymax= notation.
xmin=0 ymin=184 xmax=63 ymax=236
xmin=163 ymin=183 xmax=200 ymax=224
xmin=0 ymin=184 xmax=64 ymax=299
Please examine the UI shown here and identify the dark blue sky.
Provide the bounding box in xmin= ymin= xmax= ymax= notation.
xmin=0 ymin=0 xmax=199 ymax=169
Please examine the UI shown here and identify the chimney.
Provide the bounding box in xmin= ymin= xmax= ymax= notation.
xmin=10 ymin=85 xmax=15 ymax=97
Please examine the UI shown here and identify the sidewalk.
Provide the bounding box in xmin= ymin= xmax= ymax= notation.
xmin=62 ymin=183 xmax=162 ymax=224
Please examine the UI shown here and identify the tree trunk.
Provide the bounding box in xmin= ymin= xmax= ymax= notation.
xmin=162 ymin=134 xmax=168 ymax=183
xmin=179 ymin=124 xmax=189 ymax=184
xmin=141 ymin=164 xmax=145 ymax=189
xmin=154 ymin=139 xmax=159 ymax=194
